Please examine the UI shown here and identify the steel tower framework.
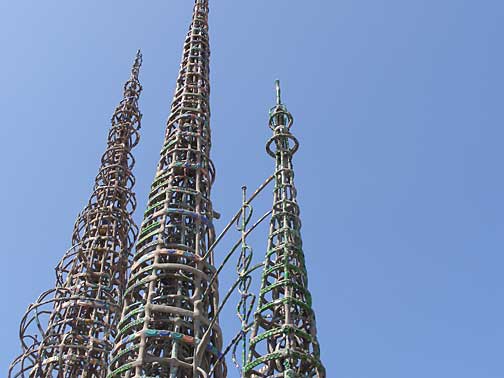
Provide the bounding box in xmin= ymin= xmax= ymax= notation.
xmin=9 ymin=52 xmax=143 ymax=378
xmin=107 ymin=1 xmax=225 ymax=377
xmin=244 ymin=82 xmax=325 ymax=378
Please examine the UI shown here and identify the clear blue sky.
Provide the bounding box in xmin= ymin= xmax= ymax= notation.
xmin=1 ymin=1 xmax=503 ymax=377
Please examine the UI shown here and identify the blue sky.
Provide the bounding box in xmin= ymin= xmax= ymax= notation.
xmin=1 ymin=1 xmax=504 ymax=377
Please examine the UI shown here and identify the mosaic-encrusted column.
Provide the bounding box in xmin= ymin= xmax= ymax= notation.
xmin=107 ymin=1 xmax=224 ymax=377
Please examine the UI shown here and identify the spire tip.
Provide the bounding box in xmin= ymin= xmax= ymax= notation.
xmin=275 ymin=79 xmax=282 ymax=105
xmin=133 ymin=49 xmax=143 ymax=69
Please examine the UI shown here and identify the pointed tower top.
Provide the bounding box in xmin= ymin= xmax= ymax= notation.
xmin=118 ymin=50 xmax=143 ymax=131
xmin=131 ymin=49 xmax=143 ymax=79
xmin=269 ymin=79 xmax=293 ymax=130
xmin=135 ymin=49 xmax=142 ymax=64
xmin=275 ymin=79 xmax=282 ymax=105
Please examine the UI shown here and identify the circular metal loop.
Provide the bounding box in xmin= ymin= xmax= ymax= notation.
xmin=268 ymin=107 xmax=294 ymax=131
xmin=266 ymin=133 xmax=299 ymax=158
xmin=235 ymin=204 xmax=253 ymax=231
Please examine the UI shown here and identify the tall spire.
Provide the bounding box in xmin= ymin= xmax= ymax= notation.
xmin=9 ymin=51 xmax=143 ymax=378
xmin=245 ymin=81 xmax=325 ymax=378
xmin=107 ymin=1 xmax=225 ymax=377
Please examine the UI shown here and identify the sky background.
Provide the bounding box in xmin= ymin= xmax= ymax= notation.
xmin=1 ymin=0 xmax=503 ymax=377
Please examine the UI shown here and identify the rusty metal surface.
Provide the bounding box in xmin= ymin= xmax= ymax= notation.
xmin=9 ymin=51 xmax=143 ymax=378
xmin=107 ymin=1 xmax=225 ymax=377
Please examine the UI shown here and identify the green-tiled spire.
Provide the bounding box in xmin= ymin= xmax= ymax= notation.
xmin=245 ymin=81 xmax=325 ymax=378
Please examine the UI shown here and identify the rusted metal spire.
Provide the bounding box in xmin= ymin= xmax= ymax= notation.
xmin=244 ymin=81 xmax=326 ymax=378
xmin=107 ymin=1 xmax=225 ymax=377
xmin=9 ymin=51 xmax=143 ymax=378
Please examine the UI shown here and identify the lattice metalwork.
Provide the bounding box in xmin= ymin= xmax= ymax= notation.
xmin=8 ymin=51 xmax=143 ymax=378
xmin=232 ymin=187 xmax=257 ymax=372
xmin=107 ymin=1 xmax=225 ymax=377
xmin=244 ymin=82 xmax=326 ymax=378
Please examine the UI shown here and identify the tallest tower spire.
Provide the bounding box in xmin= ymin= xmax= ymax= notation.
xmin=108 ymin=1 xmax=225 ymax=378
